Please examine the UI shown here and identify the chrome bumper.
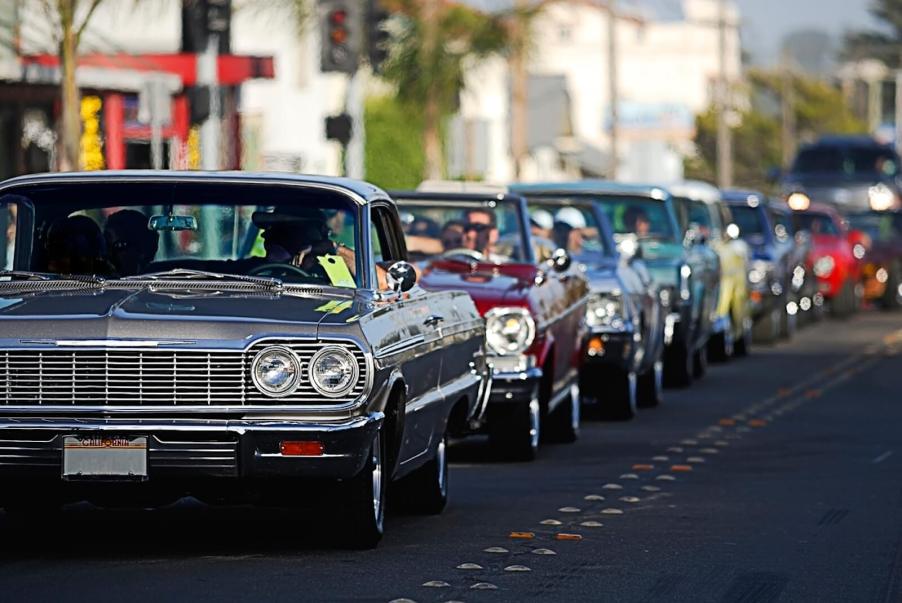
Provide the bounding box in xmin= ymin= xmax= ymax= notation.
xmin=0 ymin=413 xmax=383 ymax=481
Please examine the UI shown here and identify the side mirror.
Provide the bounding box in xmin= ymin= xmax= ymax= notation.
xmin=386 ymin=261 xmax=417 ymax=293
xmin=550 ymin=248 xmax=571 ymax=273
xmin=617 ymin=234 xmax=642 ymax=262
xmin=726 ymin=223 xmax=740 ymax=240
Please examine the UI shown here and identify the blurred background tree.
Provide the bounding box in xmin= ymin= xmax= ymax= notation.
xmin=843 ymin=0 xmax=902 ymax=66
xmin=381 ymin=0 xmax=510 ymax=180
xmin=687 ymin=68 xmax=866 ymax=192
xmin=364 ymin=95 xmax=425 ymax=189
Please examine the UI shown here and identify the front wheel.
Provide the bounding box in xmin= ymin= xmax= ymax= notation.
xmin=342 ymin=430 xmax=385 ymax=549
xmin=399 ymin=432 xmax=448 ymax=515
xmin=547 ymin=384 xmax=580 ymax=443
xmin=636 ymin=360 xmax=663 ymax=408
xmin=663 ymin=340 xmax=693 ymax=388
xmin=489 ymin=398 xmax=540 ymax=461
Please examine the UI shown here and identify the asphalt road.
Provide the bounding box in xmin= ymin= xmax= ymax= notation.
xmin=1 ymin=311 xmax=902 ymax=602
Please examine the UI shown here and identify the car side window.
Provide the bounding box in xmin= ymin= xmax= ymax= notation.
xmin=370 ymin=205 xmax=405 ymax=264
xmin=0 ymin=203 xmax=17 ymax=270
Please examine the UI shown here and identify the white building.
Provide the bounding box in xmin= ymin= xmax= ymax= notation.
xmin=452 ymin=0 xmax=742 ymax=183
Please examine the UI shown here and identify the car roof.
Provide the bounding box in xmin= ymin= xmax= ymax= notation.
xmin=809 ymin=135 xmax=893 ymax=149
xmin=511 ymin=180 xmax=671 ymax=201
xmin=721 ymin=189 xmax=767 ymax=206
xmin=667 ymin=180 xmax=721 ymax=204
xmin=0 ymin=170 xmax=391 ymax=206
xmin=390 ymin=190 xmax=525 ymax=204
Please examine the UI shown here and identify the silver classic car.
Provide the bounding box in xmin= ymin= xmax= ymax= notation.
xmin=0 ymin=171 xmax=489 ymax=548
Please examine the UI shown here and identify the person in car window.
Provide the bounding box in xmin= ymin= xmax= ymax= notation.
xmin=624 ymin=206 xmax=652 ymax=237
xmin=45 ymin=215 xmax=113 ymax=276
xmin=104 ymin=209 xmax=160 ymax=277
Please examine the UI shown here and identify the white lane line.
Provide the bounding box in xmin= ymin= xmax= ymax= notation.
xmin=873 ymin=450 xmax=893 ymax=464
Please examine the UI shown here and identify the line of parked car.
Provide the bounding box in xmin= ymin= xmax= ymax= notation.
xmin=0 ymin=169 xmax=898 ymax=549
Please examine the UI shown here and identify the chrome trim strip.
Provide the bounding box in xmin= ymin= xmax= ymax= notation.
xmin=0 ymin=412 xmax=384 ymax=433
xmin=21 ymin=339 xmax=197 ymax=348
xmin=374 ymin=335 xmax=426 ymax=359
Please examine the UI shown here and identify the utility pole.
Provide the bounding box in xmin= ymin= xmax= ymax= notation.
xmin=607 ymin=0 xmax=619 ymax=180
xmin=780 ymin=48 xmax=796 ymax=169
xmin=345 ymin=68 xmax=365 ymax=179
xmin=715 ymin=0 xmax=733 ymax=188
xmin=198 ymin=32 xmax=220 ymax=171
xmin=896 ymin=63 xmax=902 ymax=157
xmin=510 ymin=0 xmax=529 ymax=180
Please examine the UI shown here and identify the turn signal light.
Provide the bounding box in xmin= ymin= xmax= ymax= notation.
xmin=587 ymin=337 xmax=604 ymax=357
xmin=280 ymin=441 xmax=325 ymax=456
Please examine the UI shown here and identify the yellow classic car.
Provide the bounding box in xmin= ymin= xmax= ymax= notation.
xmin=670 ymin=181 xmax=752 ymax=361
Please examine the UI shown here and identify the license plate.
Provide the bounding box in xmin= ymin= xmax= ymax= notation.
xmin=62 ymin=435 xmax=148 ymax=480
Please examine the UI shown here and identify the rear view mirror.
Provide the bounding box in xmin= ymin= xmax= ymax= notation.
xmin=149 ymin=214 xmax=198 ymax=232
xmin=550 ymin=248 xmax=571 ymax=273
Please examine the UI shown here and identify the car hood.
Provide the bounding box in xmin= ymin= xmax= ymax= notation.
xmin=0 ymin=285 xmax=364 ymax=342
xmin=581 ymin=258 xmax=622 ymax=292
xmin=418 ymin=261 xmax=537 ymax=314
xmin=640 ymin=243 xmax=684 ymax=287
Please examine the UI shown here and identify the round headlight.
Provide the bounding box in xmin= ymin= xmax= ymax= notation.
xmin=587 ymin=294 xmax=623 ymax=328
xmin=309 ymin=346 xmax=359 ymax=397
xmin=813 ymin=255 xmax=835 ymax=277
xmin=485 ymin=307 xmax=536 ymax=356
xmin=251 ymin=346 xmax=301 ymax=397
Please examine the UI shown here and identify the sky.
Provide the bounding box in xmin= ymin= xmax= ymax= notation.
xmin=471 ymin=0 xmax=882 ymax=68
xmin=735 ymin=0 xmax=880 ymax=66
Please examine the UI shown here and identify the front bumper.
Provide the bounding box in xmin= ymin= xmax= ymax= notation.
xmin=0 ymin=413 xmax=383 ymax=482
xmin=582 ymin=327 xmax=634 ymax=371
xmin=487 ymin=363 xmax=542 ymax=407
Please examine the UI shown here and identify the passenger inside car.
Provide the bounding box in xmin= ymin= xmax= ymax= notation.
xmin=624 ymin=207 xmax=652 ymax=238
xmin=44 ymin=215 xmax=113 ymax=276
xmin=104 ymin=209 xmax=160 ymax=277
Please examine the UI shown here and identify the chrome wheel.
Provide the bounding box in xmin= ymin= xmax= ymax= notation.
xmin=528 ymin=398 xmax=541 ymax=453
xmin=371 ymin=432 xmax=384 ymax=530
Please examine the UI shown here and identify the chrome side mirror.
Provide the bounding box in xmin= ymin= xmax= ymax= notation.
xmin=726 ymin=223 xmax=740 ymax=240
xmin=684 ymin=224 xmax=706 ymax=247
xmin=617 ymin=234 xmax=642 ymax=262
xmin=550 ymin=248 xmax=571 ymax=273
xmin=386 ymin=261 xmax=417 ymax=293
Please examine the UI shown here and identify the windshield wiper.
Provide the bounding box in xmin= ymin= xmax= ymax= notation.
xmin=120 ymin=268 xmax=283 ymax=290
xmin=0 ymin=270 xmax=106 ymax=285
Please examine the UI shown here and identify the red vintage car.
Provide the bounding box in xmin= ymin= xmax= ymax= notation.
xmin=791 ymin=202 xmax=862 ymax=316
xmin=392 ymin=190 xmax=589 ymax=460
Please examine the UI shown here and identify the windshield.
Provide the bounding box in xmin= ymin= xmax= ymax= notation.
xmin=793 ymin=212 xmax=840 ymax=236
xmin=730 ymin=205 xmax=768 ymax=244
xmin=526 ymin=201 xmax=612 ymax=263
xmin=792 ymin=145 xmax=899 ymax=178
xmin=596 ymin=196 xmax=678 ymax=243
xmin=0 ymin=182 xmax=362 ymax=288
xmin=398 ymin=199 xmax=528 ymax=265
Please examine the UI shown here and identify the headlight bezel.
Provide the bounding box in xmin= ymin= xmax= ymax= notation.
xmin=813 ymin=255 xmax=835 ymax=278
xmin=251 ymin=345 xmax=302 ymax=398
xmin=308 ymin=345 xmax=360 ymax=398
xmin=485 ymin=306 xmax=536 ymax=356
xmin=586 ymin=292 xmax=625 ymax=329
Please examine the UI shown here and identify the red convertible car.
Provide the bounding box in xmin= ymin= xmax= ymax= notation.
xmin=791 ymin=202 xmax=862 ymax=316
xmin=393 ymin=190 xmax=589 ymax=460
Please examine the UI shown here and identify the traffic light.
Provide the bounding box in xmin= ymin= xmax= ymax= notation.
xmin=320 ymin=0 xmax=362 ymax=74
xmin=366 ymin=0 xmax=392 ymax=74
xmin=325 ymin=113 xmax=353 ymax=146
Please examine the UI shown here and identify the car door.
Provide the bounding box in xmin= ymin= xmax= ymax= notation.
xmin=369 ymin=203 xmax=444 ymax=467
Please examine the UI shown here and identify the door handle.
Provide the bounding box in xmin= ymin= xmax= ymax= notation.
xmin=423 ymin=314 xmax=445 ymax=327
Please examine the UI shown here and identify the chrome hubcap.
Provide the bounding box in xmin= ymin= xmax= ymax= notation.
xmin=436 ymin=436 xmax=447 ymax=496
xmin=528 ymin=398 xmax=540 ymax=451
xmin=570 ymin=384 xmax=580 ymax=432
xmin=371 ymin=433 xmax=383 ymax=525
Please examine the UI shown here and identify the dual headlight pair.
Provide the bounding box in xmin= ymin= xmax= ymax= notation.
xmin=586 ymin=293 xmax=625 ymax=329
xmin=251 ymin=345 xmax=358 ymax=398
xmin=485 ymin=307 xmax=536 ymax=356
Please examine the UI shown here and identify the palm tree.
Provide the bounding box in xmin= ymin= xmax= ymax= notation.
xmin=41 ymin=0 xmax=106 ymax=171
xmin=382 ymin=0 xmax=511 ymax=180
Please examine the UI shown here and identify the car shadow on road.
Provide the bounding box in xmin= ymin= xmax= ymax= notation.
xmin=0 ymin=502 xmax=397 ymax=559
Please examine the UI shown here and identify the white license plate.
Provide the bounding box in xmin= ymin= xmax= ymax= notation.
xmin=62 ymin=435 xmax=148 ymax=480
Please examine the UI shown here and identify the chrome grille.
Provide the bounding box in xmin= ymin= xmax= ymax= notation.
xmin=0 ymin=339 xmax=367 ymax=407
